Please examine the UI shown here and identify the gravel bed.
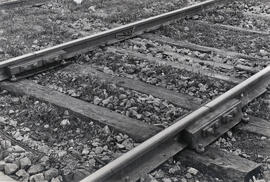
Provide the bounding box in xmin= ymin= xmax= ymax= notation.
xmin=0 ymin=91 xmax=137 ymax=181
xmin=0 ymin=0 xmax=200 ymax=61
xmin=32 ymin=69 xmax=187 ymax=127
xmin=78 ymin=49 xmax=234 ymax=101
xmin=120 ymin=38 xmax=258 ymax=79
xmin=148 ymin=160 xmax=224 ymax=182
xmin=223 ymin=0 xmax=270 ymax=14
xmin=156 ymin=20 xmax=270 ymax=59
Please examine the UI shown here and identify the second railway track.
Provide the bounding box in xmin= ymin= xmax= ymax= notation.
xmin=0 ymin=0 xmax=270 ymax=182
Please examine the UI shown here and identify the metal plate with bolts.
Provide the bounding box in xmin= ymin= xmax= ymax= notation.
xmin=182 ymin=99 xmax=242 ymax=151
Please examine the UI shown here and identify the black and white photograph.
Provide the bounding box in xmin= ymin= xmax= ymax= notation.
xmin=0 ymin=0 xmax=269 ymax=181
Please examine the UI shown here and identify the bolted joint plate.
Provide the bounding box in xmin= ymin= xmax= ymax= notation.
xmin=6 ymin=50 xmax=66 ymax=81
xmin=182 ymin=99 xmax=242 ymax=151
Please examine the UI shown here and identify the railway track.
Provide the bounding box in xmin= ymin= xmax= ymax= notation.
xmin=0 ymin=0 xmax=269 ymax=182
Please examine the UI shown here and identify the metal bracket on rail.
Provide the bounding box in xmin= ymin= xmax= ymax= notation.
xmin=182 ymin=98 xmax=242 ymax=153
xmin=115 ymin=26 xmax=136 ymax=40
xmin=5 ymin=50 xmax=67 ymax=81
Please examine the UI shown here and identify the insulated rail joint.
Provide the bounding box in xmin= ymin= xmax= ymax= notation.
xmin=182 ymin=99 xmax=242 ymax=152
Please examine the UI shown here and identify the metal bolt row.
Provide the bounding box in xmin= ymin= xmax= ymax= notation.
xmin=202 ymin=108 xmax=238 ymax=137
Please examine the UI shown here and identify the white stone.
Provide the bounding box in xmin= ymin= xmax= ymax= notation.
xmin=93 ymin=96 xmax=102 ymax=105
xmin=12 ymin=145 xmax=25 ymax=153
xmin=60 ymin=119 xmax=70 ymax=126
xmin=51 ymin=176 xmax=62 ymax=182
xmin=58 ymin=151 xmax=67 ymax=158
xmin=187 ymin=167 xmax=199 ymax=175
xmin=82 ymin=148 xmax=90 ymax=155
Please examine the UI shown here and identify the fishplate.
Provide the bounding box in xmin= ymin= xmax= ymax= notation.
xmin=6 ymin=50 xmax=66 ymax=81
xmin=182 ymin=99 xmax=242 ymax=152
xmin=115 ymin=27 xmax=135 ymax=40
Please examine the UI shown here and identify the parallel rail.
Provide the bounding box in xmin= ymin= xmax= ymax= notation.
xmin=0 ymin=0 xmax=224 ymax=81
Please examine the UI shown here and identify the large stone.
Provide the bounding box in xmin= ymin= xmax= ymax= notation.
xmin=16 ymin=169 xmax=29 ymax=179
xmin=29 ymin=173 xmax=45 ymax=182
xmin=19 ymin=157 xmax=31 ymax=169
xmin=4 ymin=155 xmax=15 ymax=163
xmin=4 ymin=163 xmax=18 ymax=174
xmin=12 ymin=145 xmax=25 ymax=153
xmin=44 ymin=168 xmax=59 ymax=180
xmin=187 ymin=167 xmax=199 ymax=175
xmin=27 ymin=164 xmax=45 ymax=175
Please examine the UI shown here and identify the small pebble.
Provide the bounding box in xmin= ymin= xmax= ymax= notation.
xmin=187 ymin=167 xmax=199 ymax=175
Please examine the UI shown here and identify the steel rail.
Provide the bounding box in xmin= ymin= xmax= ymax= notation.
xmin=81 ymin=65 xmax=270 ymax=182
xmin=0 ymin=0 xmax=44 ymax=8
xmin=0 ymin=0 xmax=225 ymax=81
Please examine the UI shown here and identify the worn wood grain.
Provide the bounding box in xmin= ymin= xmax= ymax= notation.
xmin=109 ymin=47 xmax=242 ymax=84
xmin=240 ymin=115 xmax=270 ymax=137
xmin=0 ymin=80 xmax=161 ymax=142
xmin=178 ymin=147 xmax=261 ymax=182
xmin=62 ymin=64 xmax=202 ymax=110
xmin=142 ymin=33 xmax=270 ymax=65
xmin=197 ymin=20 xmax=270 ymax=36
xmin=130 ymin=39 xmax=235 ymax=71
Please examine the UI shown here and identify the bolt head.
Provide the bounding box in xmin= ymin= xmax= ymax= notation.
xmin=242 ymin=113 xmax=250 ymax=123
xmin=10 ymin=76 xmax=17 ymax=82
xmin=195 ymin=144 xmax=205 ymax=153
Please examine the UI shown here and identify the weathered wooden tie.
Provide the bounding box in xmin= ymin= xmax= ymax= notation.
xmin=62 ymin=64 xmax=202 ymax=110
xmin=178 ymin=147 xmax=261 ymax=182
xmin=239 ymin=116 xmax=270 ymax=137
xmin=0 ymin=80 xmax=160 ymax=142
xmin=141 ymin=34 xmax=270 ymax=65
xmin=108 ymin=47 xmax=242 ymax=84
xmin=196 ymin=20 xmax=270 ymax=36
